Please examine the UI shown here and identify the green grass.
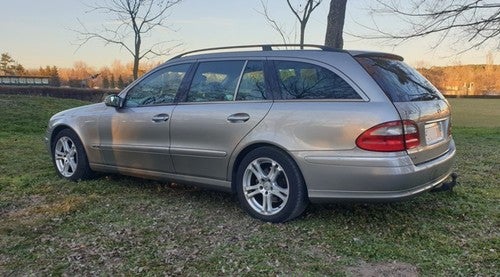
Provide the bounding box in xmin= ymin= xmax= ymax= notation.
xmin=0 ymin=95 xmax=498 ymax=275
xmin=448 ymin=98 xmax=500 ymax=128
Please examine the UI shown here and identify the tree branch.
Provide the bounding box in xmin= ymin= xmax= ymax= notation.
xmin=256 ymin=0 xmax=293 ymax=44
xmin=355 ymin=0 xmax=500 ymax=52
xmin=73 ymin=0 xmax=184 ymax=79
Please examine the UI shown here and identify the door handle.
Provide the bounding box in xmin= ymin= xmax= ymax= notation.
xmin=227 ymin=113 xmax=250 ymax=123
xmin=152 ymin=113 xmax=169 ymax=122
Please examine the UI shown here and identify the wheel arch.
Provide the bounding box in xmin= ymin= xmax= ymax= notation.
xmin=229 ymin=142 xmax=307 ymax=196
xmin=50 ymin=124 xmax=83 ymax=155
xmin=50 ymin=124 xmax=95 ymax=180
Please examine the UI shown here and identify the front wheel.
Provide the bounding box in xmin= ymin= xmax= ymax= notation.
xmin=52 ymin=129 xmax=93 ymax=181
xmin=235 ymin=147 xmax=308 ymax=223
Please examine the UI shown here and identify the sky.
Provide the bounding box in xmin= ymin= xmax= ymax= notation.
xmin=0 ymin=0 xmax=497 ymax=69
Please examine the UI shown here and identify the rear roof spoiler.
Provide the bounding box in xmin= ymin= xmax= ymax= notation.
xmin=350 ymin=51 xmax=404 ymax=61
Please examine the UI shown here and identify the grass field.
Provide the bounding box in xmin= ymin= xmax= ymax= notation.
xmin=0 ymin=95 xmax=498 ymax=276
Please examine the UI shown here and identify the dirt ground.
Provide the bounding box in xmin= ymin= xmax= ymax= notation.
xmin=346 ymin=261 xmax=419 ymax=277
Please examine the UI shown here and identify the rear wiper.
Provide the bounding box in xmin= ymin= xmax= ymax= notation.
xmin=410 ymin=93 xmax=439 ymax=101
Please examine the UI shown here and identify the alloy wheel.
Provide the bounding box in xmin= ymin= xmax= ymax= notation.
xmin=242 ymin=157 xmax=290 ymax=215
xmin=54 ymin=136 xmax=78 ymax=177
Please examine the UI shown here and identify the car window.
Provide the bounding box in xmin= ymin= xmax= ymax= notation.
xmin=356 ymin=57 xmax=444 ymax=102
xmin=124 ymin=63 xmax=190 ymax=107
xmin=235 ymin=61 xmax=267 ymax=101
xmin=274 ymin=60 xmax=361 ymax=100
xmin=187 ymin=61 xmax=245 ymax=102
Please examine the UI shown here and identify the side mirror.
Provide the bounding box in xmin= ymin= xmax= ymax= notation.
xmin=104 ymin=94 xmax=123 ymax=108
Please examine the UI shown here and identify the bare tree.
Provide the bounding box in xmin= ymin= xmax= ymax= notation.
xmin=288 ymin=0 xmax=323 ymax=48
xmin=258 ymin=0 xmax=322 ymax=48
xmin=324 ymin=0 xmax=347 ymax=49
xmin=75 ymin=0 xmax=183 ymax=80
xmin=360 ymin=0 xmax=500 ymax=52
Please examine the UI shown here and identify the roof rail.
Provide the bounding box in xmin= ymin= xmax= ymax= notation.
xmin=171 ymin=44 xmax=343 ymax=59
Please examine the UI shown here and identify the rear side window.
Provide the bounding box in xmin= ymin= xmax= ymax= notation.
xmin=236 ymin=61 xmax=267 ymax=101
xmin=187 ymin=61 xmax=245 ymax=102
xmin=356 ymin=57 xmax=444 ymax=102
xmin=274 ymin=61 xmax=361 ymax=100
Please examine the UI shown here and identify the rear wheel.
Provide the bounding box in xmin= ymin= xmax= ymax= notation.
xmin=52 ymin=129 xmax=93 ymax=181
xmin=235 ymin=147 xmax=308 ymax=223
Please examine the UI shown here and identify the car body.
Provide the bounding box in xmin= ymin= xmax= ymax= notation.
xmin=46 ymin=45 xmax=456 ymax=222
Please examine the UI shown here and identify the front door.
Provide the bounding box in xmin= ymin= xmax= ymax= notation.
xmin=98 ymin=63 xmax=191 ymax=173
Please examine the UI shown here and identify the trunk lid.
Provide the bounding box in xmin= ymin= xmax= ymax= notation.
xmin=355 ymin=55 xmax=453 ymax=164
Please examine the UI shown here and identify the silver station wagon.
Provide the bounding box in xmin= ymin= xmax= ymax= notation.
xmin=46 ymin=45 xmax=456 ymax=222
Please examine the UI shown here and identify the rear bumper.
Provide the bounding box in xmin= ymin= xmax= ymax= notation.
xmin=293 ymin=140 xmax=456 ymax=203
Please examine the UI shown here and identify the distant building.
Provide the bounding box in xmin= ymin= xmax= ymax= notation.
xmin=442 ymin=82 xmax=477 ymax=96
xmin=0 ymin=75 xmax=50 ymax=86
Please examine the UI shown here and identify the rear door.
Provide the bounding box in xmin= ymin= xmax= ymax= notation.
xmin=356 ymin=56 xmax=453 ymax=164
xmin=170 ymin=59 xmax=273 ymax=180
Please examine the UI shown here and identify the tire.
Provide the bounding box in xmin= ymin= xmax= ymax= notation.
xmin=52 ymin=129 xmax=93 ymax=181
xmin=235 ymin=146 xmax=308 ymax=223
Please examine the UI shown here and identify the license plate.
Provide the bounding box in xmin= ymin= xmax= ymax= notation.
xmin=425 ymin=122 xmax=444 ymax=145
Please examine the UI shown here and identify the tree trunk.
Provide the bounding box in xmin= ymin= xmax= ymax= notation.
xmin=133 ymin=35 xmax=141 ymax=80
xmin=133 ymin=56 xmax=139 ymax=80
xmin=324 ymin=0 xmax=347 ymax=49
xmin=300 ymin=23 xmax=306 ymax=49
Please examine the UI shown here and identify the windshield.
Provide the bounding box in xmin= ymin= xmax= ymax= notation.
xmin=356 ymin=57 xmax=444 ymax=102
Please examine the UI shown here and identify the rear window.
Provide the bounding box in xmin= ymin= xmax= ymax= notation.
xmin=356 ymin=57 xmax=444 ymax=102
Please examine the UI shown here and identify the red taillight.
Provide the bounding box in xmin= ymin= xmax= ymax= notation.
xmin=356 ymin=120 xmax=420 ymax=152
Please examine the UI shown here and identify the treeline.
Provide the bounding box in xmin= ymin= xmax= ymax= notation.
xmin=418 ymin=64 xmax=500 ymax=96
xmin=1 ymin=52 xmax=159 ymax=89
xmin=56 ymin=60 xmax=160 ymax=89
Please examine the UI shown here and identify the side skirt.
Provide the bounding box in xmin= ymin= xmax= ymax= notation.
xmin=90 ymin=163 xmax=233 ymax=193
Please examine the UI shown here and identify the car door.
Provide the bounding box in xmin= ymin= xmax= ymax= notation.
xmin=170 ymin=59 xmax=273 ymax=180
xmin=97 ymin=63 xmax=191 ymax=173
